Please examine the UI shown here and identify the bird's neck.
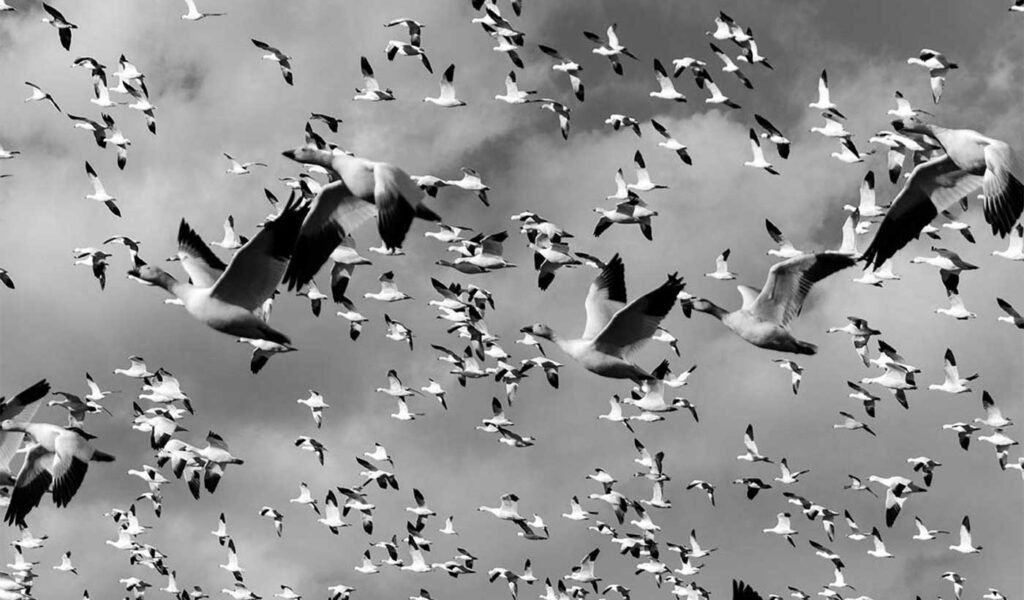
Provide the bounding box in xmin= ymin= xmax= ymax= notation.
xmin=696 ymin=301 xmax=729 ymax=320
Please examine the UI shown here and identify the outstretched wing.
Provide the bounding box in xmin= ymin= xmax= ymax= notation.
xmin=749 ymin=253 xmax=856 ymax=327
xmin=862 ymin=154 xmax=984 ymax=268
xmin=593 ymin=273 xmax=684 ymax=356
xmin=210 ymin=195 xmax=308 ymax=310
xmin=582 ymin=254 xmax=627 ymax=340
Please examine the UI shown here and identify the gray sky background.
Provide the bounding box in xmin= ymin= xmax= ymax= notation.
xmin=0 ymin=1 xmax=1021 ymax=599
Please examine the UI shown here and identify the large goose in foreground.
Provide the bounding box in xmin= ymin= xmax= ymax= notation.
xmin=687 ymin=252 xmax=856 ymax=354
xmin=128 ymin=195 xmax=307 ymax=345
xmin=520 ymin=254 xmax=684 ymax=382
xmin=2 ymin=420 xmax=114 ymax=527
xmin=862 ymin=116 xmax=1023 ymax=269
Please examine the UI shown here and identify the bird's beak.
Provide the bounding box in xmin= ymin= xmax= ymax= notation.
xmin=281 ymin=149 xmax=296 ymax=160
xmin=519 ymin=326 xmax=531 ymax=333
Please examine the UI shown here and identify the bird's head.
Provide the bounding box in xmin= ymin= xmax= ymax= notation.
xmin=891 ymin=115 xmax=928 ymax=134
xmin=0 ymin=419 xmax=22 ymax=432
xmin=127 ymin=264 xmax=173 ymax=287
xmin=281 ymin=145 xmax=328 ymax=164
xmin=519 ymin=324 xmax=555 ymax=341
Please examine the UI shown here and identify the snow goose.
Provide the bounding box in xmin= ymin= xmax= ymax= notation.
xmin=764 ymin=220 xmax=803 ymax=258
xmin=912 ymin=516 xmax=948 ymax=541
xmin=703 ymin=78 xmax=740 ymax=109
xmin=385 ymin=40 xmax=432 ymax=72
xmin=290 ymin=482 xmax=320 ymax=514
xmin=734 ymin=477 xmax=771 ymax=500
xmin=763 ymin=512 xmax=796 ymax=546
xmin=978 ymin=430 xmax=1018 ymax=469
xmin=907 ymin=456 xmax=942 ymax=486
xmin=364 ymin=271 xmax=411 ymax=302
xmin=83 ymin=161 xmax=120 ymax=217
xmin=652 ymin=327 xmax=680 ymax=356
xmin=992 ymin=223 xmax=1024 ymax=260
xmin=935 ymin=290 xmax=976 ymax=320
xmin=710 ymin=43 xmax=752 ymax=88
xmin=382 ymin=314 xmax=413 ymax=350
xmin=907 ymin=50 xmax=957 ymax=103
xmin=223 ymin=154 xmax=266 ymax=176
xmin=650 ymin=59 xmax=685 ymax=102
xmin=52 ymin=551 xmax=76 ymax=574
xmin=737 ymin=31 xmax=773 ymax=69
xmin=737 ymin=424 xmax=772 ymax=463
xmin=809 ymin=70 xmax=845 ymax=118
xmin=809 ymin=114 xmax=850 ymax=138
xmin=744 ymin=129 xmax=779 ymax=174
xmin=41 ymin=3 xmax=75 ymax=50
xmin=280 ymin=135 xmax=441 ymax=276
xmin=943 ymin=421 xmax=980 ymax=450
xmin=444 ymin=167 xmax=489 ymax=205
xmin=65 ymin=114 xmax=105 ymax=151
xmin=844 ymin=172 xmax=887 ymax=218
xmin=384 ymin=17 xmax=424 ymax=46
xmin=628 ymin=151 xmax=667 ymax=191
xmin=0 ymin=267 xmax=13 ymax=289
xmin=594 ymin=200 xmax=657 ymax=242
xmin=834 ymin=411 xmax=876 ymax=436
xmin=928 ymin=348 xmax=977 ymax=393
xmin=537 ymin=44 xmax=584 ymax=101
xmin=129 ymin=197 xmax=306 ymax=345
xmin=72 ymin=248 xmax=110 ymax=289
xmin=251 ymin=39 xmax=293 ymax=85
xmin=454 ymin=231 xmax=515 ymax=271
xmin=949 ymin=516 xmax=981 ymax=553
xmin=584 ymin=24 xmax=637 ymax=75
xmin=182 ymin=0 xmax=225 ymax=20
xmin=832 ymin=138 xmax=871 ymax=164
xmin=423 ymin=64 xmax=465 ymax=107
xmin=685 ymin=480 xmax=715 ymax=505
xmin=651 ymin=119 xmax=691 ymax=165
xmin=529 ymin=233 xmax=581 ymax=290
xmin=563 ymin=548 xmax=601 ymax=593
xmin=24 ymin=81 xmax=61 ymax=112
xmin=773 ymin=359 xmax=802 ymax=394
xmin=495 ymin=70 xmax=537 ymax=105
xmin=862 ymin=116 xmax=1023 ymax=268
xmin=775 ymin=458 xmax=809 ymax=485
xmin=996 ymin=297 xmax=1024 ymax=328
xmin=492 ymin=34 xmax=524 ymax=68
xmin=520 ymin=254 xmax=683 ymax=381
xmin=689 ymin=252 xmax=857 ymax=354
xmin=539 ymin=98 xmax=571 ymax=140
xmin=352 ymin=57 xmax=395 ymax=103
xmin=754 ymin=114 xmax=790 ymax=159
xmin=975 ymin=391 xmax=1013 ymax=428
xmin=706 ymin=12 xmax=736 ymax=40
xmin=2 ymin=420 xmax=114 ymax=527
xmin=888 ymin=90 xmax=932 ymax=120
xmin=704 ymin=249 xmax=736 ymax=280
xmin=258 ymin=506 xmax=284 ymax=536
xmin=98 ymin=113 xmax=131 ymax=170
xmin=295 ymin=436 xmax=326 ymax=465
xmin=605 ymin=116 xmax=643 ymax=140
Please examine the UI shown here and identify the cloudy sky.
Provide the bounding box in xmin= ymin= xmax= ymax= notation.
xmin=0 ymin=1 xmax=1021 ymax=599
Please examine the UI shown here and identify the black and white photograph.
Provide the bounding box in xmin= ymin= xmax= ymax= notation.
xmin=0 ymin=2 xmax=1021 ymax=600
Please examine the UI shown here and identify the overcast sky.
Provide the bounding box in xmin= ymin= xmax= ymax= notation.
xmin=0 ymin=1 xmax=1021 ymax=599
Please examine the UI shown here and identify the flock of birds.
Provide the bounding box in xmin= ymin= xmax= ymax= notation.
xmin=0 ymin=1 xmax=1022 ymax=600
